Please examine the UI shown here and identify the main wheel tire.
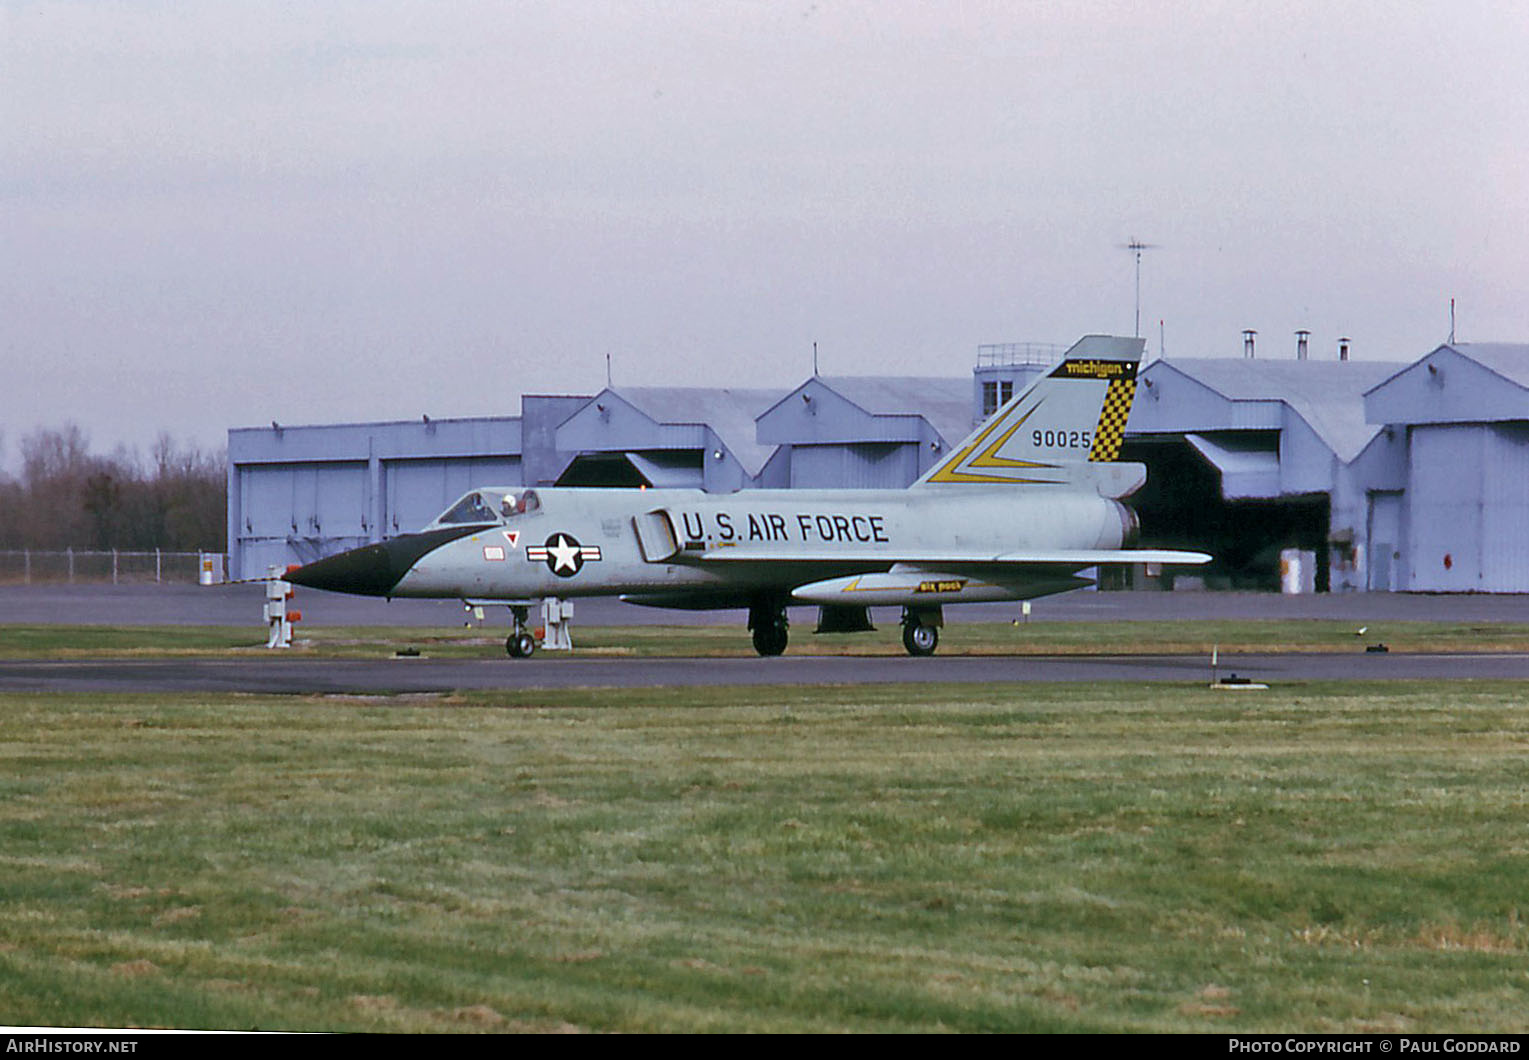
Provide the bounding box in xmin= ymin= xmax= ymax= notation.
xmin=902 ymin=621 xmax=938 ymax=657
xmin=751 ymin=623 xmax=788 ymax=657
xmin=506 ymin=631 xmax=536 ymax=658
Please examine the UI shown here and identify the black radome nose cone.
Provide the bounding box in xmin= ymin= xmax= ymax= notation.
xmin=285 ymin=524 xmax=492 ymax=597
xmin=285 ymin=541 xmax=402 ymax=596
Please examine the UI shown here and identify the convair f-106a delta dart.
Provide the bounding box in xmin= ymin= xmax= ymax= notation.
xmin=286 ymin=335 xmax=1209 ymax=656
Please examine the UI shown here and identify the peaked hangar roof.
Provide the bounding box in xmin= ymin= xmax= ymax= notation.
xmin=610 ymin=386 xmax=788 ymax=477
xmin=812 ymin=377 xmax=975 ymax=449
xmin=1144 ymin=356 xmax=1407 ymax=463
xmin=1362 ymin=343 xmax=1529 ymax=428
xmin=1365 ymin=342 xmax=1529 ymax=394
xmin=1433 ymin=343 xmax=1529 ymax=389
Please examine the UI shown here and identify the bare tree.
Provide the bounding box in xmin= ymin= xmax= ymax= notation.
xmin=1 ymin=425 xmax=226 ymax=550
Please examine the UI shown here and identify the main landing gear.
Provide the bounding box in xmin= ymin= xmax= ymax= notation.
xmin=900 ymin=606 xmax=941 ymax=657
xmin=749 ymin=600 xmax=789 ymax=657
xmin=747 ymin=602 xmax=940 ymax=657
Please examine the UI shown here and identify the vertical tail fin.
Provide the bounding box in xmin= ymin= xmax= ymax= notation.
xmin=914 ymin=335 xmax=1144 ymax=487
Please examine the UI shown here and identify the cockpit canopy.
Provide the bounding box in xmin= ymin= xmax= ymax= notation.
xmin=429 ymin=488 xmax=540 ymax=529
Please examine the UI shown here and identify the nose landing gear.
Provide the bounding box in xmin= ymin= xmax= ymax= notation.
xmin=505 ymin=604 xmax=536 ymax=658
xmin=506 ymin=630 xmax=536 ymax=658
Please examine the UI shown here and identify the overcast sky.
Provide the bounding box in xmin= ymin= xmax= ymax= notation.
xmin=4 ymin=0 xmax=1526 ymax=465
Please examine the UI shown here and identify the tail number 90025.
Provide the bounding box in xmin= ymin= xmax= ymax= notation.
xmin=1033 ymin=429 xmax=1092 ymax=450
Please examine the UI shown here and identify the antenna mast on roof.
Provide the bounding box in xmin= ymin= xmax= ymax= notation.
xmin=1450 ymin=298 xmax=1456 ymax=345
xmin=813 ymin=341 xmax=819 ymax=377
xmin=1120 ymin=238 xmax=1159 ymax=338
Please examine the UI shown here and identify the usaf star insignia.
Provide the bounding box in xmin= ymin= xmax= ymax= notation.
xmin=526 ymin=533 xmax=602 ymax=577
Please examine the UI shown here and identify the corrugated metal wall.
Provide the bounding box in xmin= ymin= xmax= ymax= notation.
xmin=1408 ymin=423 xmax=1529 ymax=591
xmin=1407 ymin=423 xmax=1529 ymax=591
xmin=789 ymin=442 xmax=919 ymax=489
xmin=1407 ymin=426 xmax=1486 ymax=591
xmin=237 ymin=461 xmax=370 ymax=573
xmin=1481 ymin=424 xmax=1529 ymax=591
xmin=233 ymin=455 xmax=522 ymax=577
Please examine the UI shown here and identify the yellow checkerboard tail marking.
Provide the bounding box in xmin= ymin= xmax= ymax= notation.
xmin=1088 ymin=376 xmax=1137 ymax=462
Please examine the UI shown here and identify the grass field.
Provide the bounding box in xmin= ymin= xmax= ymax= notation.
xmin=3 ymin=680 xmax=1528 ymax=1032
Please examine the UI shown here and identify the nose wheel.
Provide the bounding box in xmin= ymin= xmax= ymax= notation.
xmin=505 ymin=604 xmax=536 ymax=658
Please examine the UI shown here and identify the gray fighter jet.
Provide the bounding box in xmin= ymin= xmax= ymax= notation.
xmin=286 ymin=335 xmax=1209 ymax=656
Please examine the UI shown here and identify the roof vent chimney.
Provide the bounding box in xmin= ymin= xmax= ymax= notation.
xmin=1243 ymin=329 xmax=1257 ymax=359
xmin=1296 ymin=329 xmax=1310 ymax=361
xmin=1338 ymin=337 xmax=1351 ymax=362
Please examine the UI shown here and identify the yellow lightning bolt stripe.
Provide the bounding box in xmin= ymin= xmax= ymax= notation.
xmin=925 ymin=403 xmax=1026 ymax=481
xmin=969 ymin=404 xmax=1060 ymax=470
xmin=925 ymin=401 xmax=1061 ymax=484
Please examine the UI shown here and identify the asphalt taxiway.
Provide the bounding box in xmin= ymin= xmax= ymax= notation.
xmin=3 ymin=584 xmax=1528 ymax=694
xmin=3 ymin=650 xmax=1528 ymax=695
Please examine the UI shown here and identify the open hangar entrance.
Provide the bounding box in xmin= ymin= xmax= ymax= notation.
xmin=554 ymin=450 xmax=704 ymax=489
xmin=1120 ymin=436 xmax=1331 ymax=591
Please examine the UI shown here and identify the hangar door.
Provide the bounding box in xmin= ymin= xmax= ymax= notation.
xmin=236 ymin=461 xmax=369 ymax=573
xmin=1483 ymin=424 xmax=1529 ymax=590
xmin=384 ymin=457 xmax=523 ymax=536
xmin=554 ymin=450 xmax=702 ymax=489
xmin=1366 ymin=491 xmax=1404 ymax=592
xmin=1407 ymin=424 xmax=1529 ymax=592
xmin=1406 ymin=426 xmax=1484 ymax=591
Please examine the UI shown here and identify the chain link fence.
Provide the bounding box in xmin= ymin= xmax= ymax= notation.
xmin=0 ymin=550 xmax=228 ymax=585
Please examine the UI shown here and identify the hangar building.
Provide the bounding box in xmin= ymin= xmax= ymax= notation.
xmin=1126 ymin=353 xmax=1406 ymax=592
xmin=228 ymin=338 xmax=1527 ymax=593
xmin=1363 ymin=343 xmax=1529 ymax=592
xmin=226 ymin=376 xmax=988 ymax=579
